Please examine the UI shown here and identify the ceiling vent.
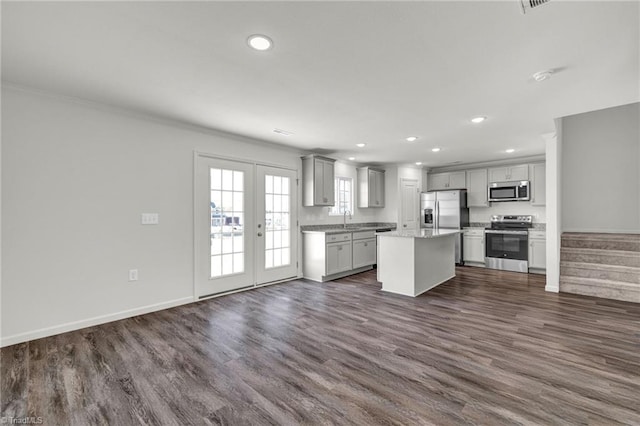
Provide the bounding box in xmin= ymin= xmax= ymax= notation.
xmin=520 ymin=0 xmax=550 ymax=14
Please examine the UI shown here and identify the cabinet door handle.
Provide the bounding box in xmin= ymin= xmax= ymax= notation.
xmin=338 ymin=246 xmax=342 ymax=251
xmin=364 ymin=243 xmax=368 ymax=247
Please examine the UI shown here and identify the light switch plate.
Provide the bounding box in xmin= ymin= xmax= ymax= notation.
xmin=129 ymin=269 xmax=138 ymax=281
xmin=141 ymin=213 xmax=159 ymax=225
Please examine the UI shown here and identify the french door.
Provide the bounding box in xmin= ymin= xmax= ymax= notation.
xmin=195 ymin=155 xmax=297 ymax=299
xmin=256 ymin=165 xmax=298 ymax=284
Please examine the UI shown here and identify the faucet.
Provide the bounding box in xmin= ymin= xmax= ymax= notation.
xmin=343 ymin=210 xmax=352 ymax=228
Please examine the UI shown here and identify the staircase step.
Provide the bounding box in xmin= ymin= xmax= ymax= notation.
xmin=560 ymin=261 xmax=640 ymax=284
xmin=561 ymin=232 xmax=640 ymax=252
xmin=560 ymin=247 xmax=640 ymax=268
xmin=560 ymin=276 xmax=640 ymax=303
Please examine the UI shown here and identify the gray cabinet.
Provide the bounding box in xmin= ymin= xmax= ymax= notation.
xmin=463 ymin=228 xmax=485 ymax=264
xmin=529 ymin=231 xmax=546 ymax=272
xmin=530 ymin=163 xmax=546 ymax=206
xmin=466 ymin=169 xmax=488 ymax=207
xmin=352 ymin=231 xmax=377 ymax=268
xmin=357 ymin=167 xmax=385 ymax=208
xmin=326 ymin=241 xmax=353 ymax=275
xmin=302 ymin=155 xmax=335 ymax=206
xmin=489 ymin=164 xmax=528 ymax=182
xmin=428 ymin=171 xmax=466 ymax=191
xmin=302 ymin=230 xmax=377 ymax=282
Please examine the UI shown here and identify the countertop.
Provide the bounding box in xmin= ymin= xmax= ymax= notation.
xmin=380 ymin=229 xmax=461 ymax=239
xmin=301 ymin=222 xmax=396 ymax=234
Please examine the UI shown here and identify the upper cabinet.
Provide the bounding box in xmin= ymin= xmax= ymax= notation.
xmin=302 ymin=155 xmax=335 ymax=206
xmin=488 ymin=164 xmax=528 ymax=182
xmin=466 ymin=169 xmax=489 ymax=207
xmin=357 ymin=167 xmax=385 ymax=208
xmin=427 ymin=171 xmax=466 ymax=191
xmin=530 ymin=163 xmax=546 ymax=206
xmin=428 ymin=160 xmax=545 ymax=208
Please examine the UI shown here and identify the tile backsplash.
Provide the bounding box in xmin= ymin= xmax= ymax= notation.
xmin=469 ymin=202 xmax=546 ymax=224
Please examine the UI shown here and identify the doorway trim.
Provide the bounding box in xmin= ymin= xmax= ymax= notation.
xmin=192 ymin=151 xmax=300 ymax=301
xmin=399 ymin=178 xmax=420 ymax=231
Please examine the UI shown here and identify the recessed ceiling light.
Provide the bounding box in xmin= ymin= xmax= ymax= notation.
xmin=471 ymin=116 xmax=486 ymax=124
xmin=406 ymin=136 xmax=418 ymax=142
xmin=532 ymin=70 xmax=553 ymax=82
xmin=431 ymin=147 xmax=441 ymax=152
xmin=356 ymin=143 xmax=366 ymax=148
xmin=247 ymin=34 xmax=273 ymax=51
xmin=273 ymin=128 xmax=293 ymax=136
xmin=348 ymin=157 xmax=356 ymax=161
xmin=506 ymin=148 xmax=515 ymax=153
xmin=415 ymin=162 xmax=423 ymax=166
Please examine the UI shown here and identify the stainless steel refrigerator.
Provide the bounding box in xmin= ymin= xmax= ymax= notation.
xmin=420 ymin=190 xmax=469 ymax=264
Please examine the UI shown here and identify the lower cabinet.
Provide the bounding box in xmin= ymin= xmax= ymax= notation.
xmin=303 ymin=230 xmax=378 ymax=282
xmin=326 ymin=241 xmax=352 ymax=275
xmin=463 ymin=228 xmax=485 ymax=265
xmin=353 ymin=238 xmax=376 ymax=268
xmin=529 ymin=231 xmax=546 ymax=272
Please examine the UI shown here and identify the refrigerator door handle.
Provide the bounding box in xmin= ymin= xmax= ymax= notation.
xmin=435 ymin=200 xmax=439 ymax=229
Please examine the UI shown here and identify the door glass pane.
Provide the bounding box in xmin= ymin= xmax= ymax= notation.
xmin=264 ymin=174 xmax=291 ymax=269
xmin=210 ymin=167 xmax=244 ymax=278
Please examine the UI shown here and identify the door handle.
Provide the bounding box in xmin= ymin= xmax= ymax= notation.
xmin=257 ymin=232 xmax=263 ymax=237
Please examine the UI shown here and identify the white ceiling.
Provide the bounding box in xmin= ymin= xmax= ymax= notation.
xmin=2 ymin=1 xmax=638 ymax=167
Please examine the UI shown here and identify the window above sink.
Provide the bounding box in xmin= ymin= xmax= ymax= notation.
xmin=329 ymin=176 xmax=353 ymax=216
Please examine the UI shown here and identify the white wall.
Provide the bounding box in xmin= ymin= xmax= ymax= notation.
xmin=545 ymin=129 xmax=561 ymax=292
xmin=561 ymin=102 xmax=640 ymax=233
xmin=299 ymin=161 xmax=386 ymax=226
xmin=379 ymin=167 xmax=399 ymax=223
xmin=1 ymin=86 xmax=303 ymax=345
xmin=367 ymin=165 xmax=422 ymax=225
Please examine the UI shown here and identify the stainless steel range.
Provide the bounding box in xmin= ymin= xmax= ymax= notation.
xmin=485 ymin=215 xmax=533 ymax=273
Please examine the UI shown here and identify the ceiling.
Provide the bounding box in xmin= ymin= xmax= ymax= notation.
xmin=2 ymin=1 xmax=638 ymax=167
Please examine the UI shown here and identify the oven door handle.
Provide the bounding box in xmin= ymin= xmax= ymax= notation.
xmin=485 ymin=230 xmax=529 ymax=235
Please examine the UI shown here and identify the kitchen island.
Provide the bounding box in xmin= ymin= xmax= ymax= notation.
xmin=377 ymin=229 xmax=460 ymax=297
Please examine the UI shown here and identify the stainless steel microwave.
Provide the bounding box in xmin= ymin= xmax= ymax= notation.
xmin=488 ymin=181 xmax=530 ymax=202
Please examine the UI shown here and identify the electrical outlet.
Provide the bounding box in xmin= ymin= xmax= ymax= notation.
xmin=129 ymin=269 xmax=138 ymax=281
xmin=141 ymin=213 xmax=159 ymax=225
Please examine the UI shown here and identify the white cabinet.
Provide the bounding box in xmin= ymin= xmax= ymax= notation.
xmin=326 ymin=241 xmax=353 ymax=275
xmin=463 ymin=228 xmax=485 ymax=264
xmin=357 ymin=167 xmax=385 ymax=208
xmin=427 ymin=171 xmax=466 ymax=191
xmin=353 ymin=230 xmax=377 ymax=268
xmin=530 ymin=163 xmax=546 ymax=206
xmin=466 ymin=169 xmax=488 ymax=207
xmin=529 ymin=231 xmax=546 ymax=272
xmin=302 ymin=230 xmax=377 ymax=282
xmin=488 ymin=164 xmax=528 ymax=182
xmin=302 ymin=155 xmax=335 ymax=206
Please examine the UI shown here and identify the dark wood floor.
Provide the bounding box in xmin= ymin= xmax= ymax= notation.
xmin=2 ymin=267 xmax=639 ymax=425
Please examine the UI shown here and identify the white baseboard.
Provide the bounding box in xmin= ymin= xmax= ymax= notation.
xmin=562 ymin=228 xmax=640 ymax=234
xmin=0 ymin=296 xmax=194 ymax=348
xmin=545 ymin=284 xmax=559 ymax=293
